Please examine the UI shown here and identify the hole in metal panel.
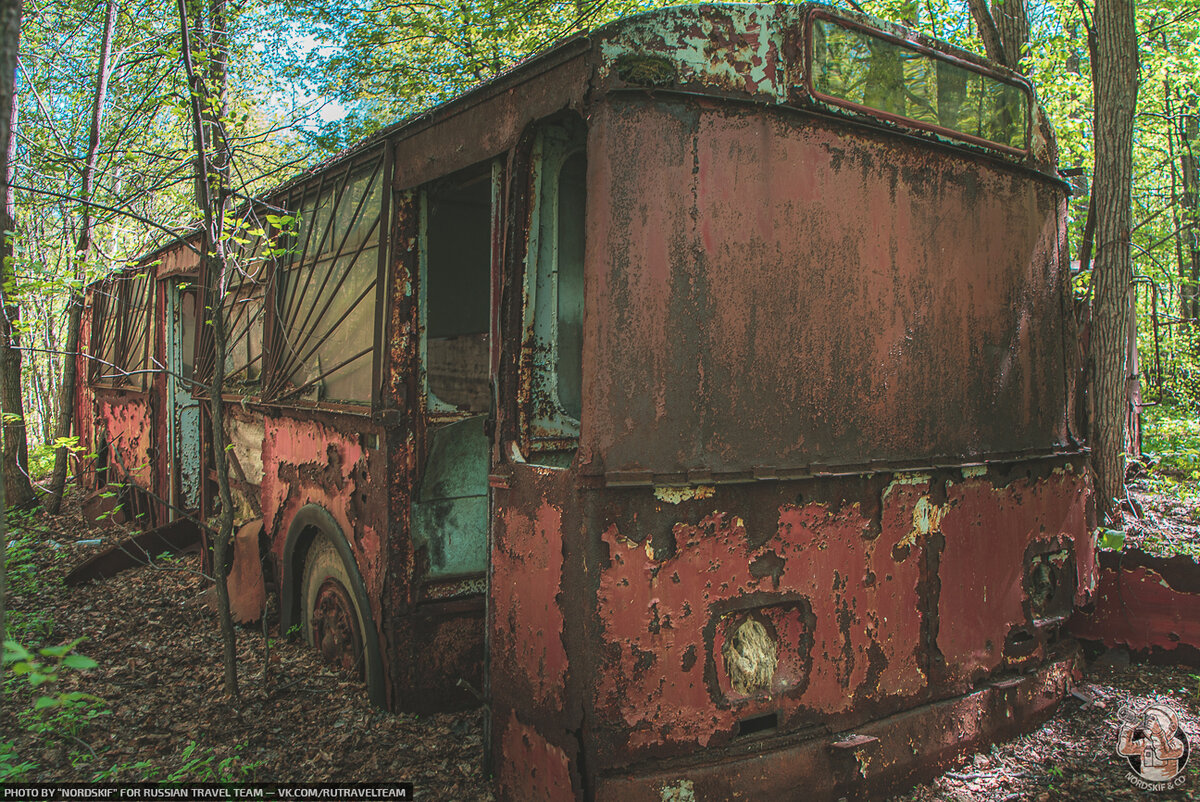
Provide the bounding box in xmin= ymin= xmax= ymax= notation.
xmin=735 ymin=712 xmax=778 ymax=738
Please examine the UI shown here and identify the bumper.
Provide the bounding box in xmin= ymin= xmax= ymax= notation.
xmin=595 ymin=644 xmax=1079 ymax=801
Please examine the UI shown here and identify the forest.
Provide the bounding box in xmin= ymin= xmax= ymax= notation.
xmin=1 ymin=0 xmax=1200 ymax=798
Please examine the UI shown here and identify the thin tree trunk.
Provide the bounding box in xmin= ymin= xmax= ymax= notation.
xmin=967 ymin=0 xmax=1008 ymax=66
xmin=1180 ymin=97 xmax=1199 ymax=323
xmin=0 ymin=45 xmax=34 ymax=509
xmin=0 ymin=0 xmax=19 ymax=643
xmin=47 ymin=0 xmax=116 ymax=515
xmin=179 ymin=0 xmax=239 ymax=701
xmin=1088 ymin=0 xmax=1139 ymax=520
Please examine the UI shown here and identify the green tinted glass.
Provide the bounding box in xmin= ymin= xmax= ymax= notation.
xmin=812 ymin=17 xmax=1028 ymax=151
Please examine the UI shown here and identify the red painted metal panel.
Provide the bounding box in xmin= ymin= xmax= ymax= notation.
xmin=937 ymin=467 xmax=1092 ymax=685
xmin=590 ymin=479 xmax=924 ymax=765
xmin=583 ymin=97 xmax=1074 ymax=478
xmin=1069 ymin=549 xmax=1200 ymax=663
xmin=97 ymin=392 xmax=153 ymax=492
xmin=261 ymin=414 xmax=385 ymax=614
xmin=491 ymin=471 xmax=570 ymax=714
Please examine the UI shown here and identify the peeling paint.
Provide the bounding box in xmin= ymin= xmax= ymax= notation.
xmin=654 ymin=485 xmax=716 ymax=504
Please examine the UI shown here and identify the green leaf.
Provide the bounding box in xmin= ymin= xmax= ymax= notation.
xmin=3 ymin=641 xmax=33 ymax=663
xmin=61 ymin=655 xmax=99 ymax=671
xmin=33 ymin=696 xmax=61 ymax=710
xmin=28 ymin=671 xmax=53 ymax=687
xmin=1099 ymin=528 xmax=1126 ymax=551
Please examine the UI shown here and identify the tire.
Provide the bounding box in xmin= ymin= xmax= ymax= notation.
xmin=301 ymin=536 xmax=372 ymax=684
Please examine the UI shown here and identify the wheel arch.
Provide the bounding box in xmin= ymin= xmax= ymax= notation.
xmin=280 ymin=503 xmax=387 ymax=708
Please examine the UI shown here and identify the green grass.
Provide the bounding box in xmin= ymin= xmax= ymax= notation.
xmin=1140 ymin=404 xmax=1200 ymax=503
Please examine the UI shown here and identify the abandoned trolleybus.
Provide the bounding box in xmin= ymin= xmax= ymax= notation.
xmin=76 ymin=4 xmax=1095 ymax=798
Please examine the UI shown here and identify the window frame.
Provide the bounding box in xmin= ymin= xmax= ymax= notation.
xmin=417 ymin=159 xmax=502 ymax=421
xmin=257 ymin=149 xmax=389 ymax=408
xmin=804 ymin=9 xmax=1033 ymax=157
xmin=520 ymin=120 xmax=588 ymax=455
xmin=88 ymin=269 xmax=155 ymax=391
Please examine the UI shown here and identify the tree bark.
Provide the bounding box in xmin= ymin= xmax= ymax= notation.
xmin=0 ymin=0 xmax=16 ymax=644
xmin=966 ymin=0 xmax=1010 ymax=67
xmin=1088 ymin=0 xmax=1139 ymax=519
xmin=179 ymin=0 xmax=239 ymax=701
xmin=991 ymin=0 xmax=1030 ymax=70
xmin=47 ymin=0 xmax=117 ymax=515
xmin=0 ymin=2 xmax=33 ymax=509
xmin=1179 ymin=97 xmax=1199 ymax=323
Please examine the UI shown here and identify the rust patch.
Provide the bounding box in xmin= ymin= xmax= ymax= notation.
xmin=1069 ymin=548 xmax=1200 ymax=664
xmin=498 ymin=710 xmax=576 ymax=802
xmin=97 ymin=393 xmax=154 ymax=492
xmin=227 ymin=520 xmax=266 ymax=624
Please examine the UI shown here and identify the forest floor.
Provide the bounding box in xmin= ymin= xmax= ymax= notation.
xmin=1 ymin=486 xmax=1198 ymax=801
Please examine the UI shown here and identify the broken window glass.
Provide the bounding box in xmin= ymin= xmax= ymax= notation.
xmin=811 ymin=16 xmax=1029 ymax=151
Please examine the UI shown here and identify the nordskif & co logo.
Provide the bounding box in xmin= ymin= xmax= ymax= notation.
xmin=1116 ymin=701 xmax=1190 ymax=791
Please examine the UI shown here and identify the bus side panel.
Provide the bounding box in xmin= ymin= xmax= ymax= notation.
xmin=96 ymin=391 xmax=154 ymax=494
xmin=936 ymin=466 xmax=1094 ymax=685
xmin=490 ymin=466 xmax=583 ymax=801
xmin=587 ymin=476 xmax=926 ymax=768
xmin=584 ymin=97 xmax=1075 ymax=478
xmin=584 ymin=467 xmax=1091 ymax=771
xmin=260 ymin=415 xmax=388 ymax=657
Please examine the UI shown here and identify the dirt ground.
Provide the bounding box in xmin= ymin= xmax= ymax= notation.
xmin=3 ymin=492 xmax=1199 ymax=800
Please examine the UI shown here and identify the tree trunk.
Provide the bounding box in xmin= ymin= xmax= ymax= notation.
xmin=46 ymin=0 xmax=117 ymax=515
xmin=0 ymin=22 xmax=34 ymax=510
xmin=179 ymin=0 xmax=239 ymax=701
xmin=991 ymin=0 xmax=1030 ymax=70
xmin=0 ymin=0 xmax=16 ymax=644
xmin=1180 ymin=98 xmax=1199 ymax=323
xmin=1088 ymin=0 xmax=1139 ymax=520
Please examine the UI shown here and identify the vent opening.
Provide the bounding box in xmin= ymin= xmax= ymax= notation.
xmin=735 ymin=712 xmax=778 ymax=738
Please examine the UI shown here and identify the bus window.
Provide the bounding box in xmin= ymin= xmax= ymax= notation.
xmin=526 ymin=120 xmax=587 ymax=454
xmin=270 ymin=157 xmax=383 ymax=404
xmin=424 ymin=167 xmax=492 ymax=413
xmin=555 ymin=152 xmax=586 ymax=421
xmin=810 ymin=13 xmax=1029 ymax=152
xmin=91 ymin=271 xmax=154 ymax=390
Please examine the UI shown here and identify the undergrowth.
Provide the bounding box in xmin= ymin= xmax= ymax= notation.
xmin=1140 ymin=403 xmax=1200 ymax=505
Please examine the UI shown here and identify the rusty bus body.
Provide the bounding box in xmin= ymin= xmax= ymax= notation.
xmin=78 ymin=4 xmax=1098 ymax=798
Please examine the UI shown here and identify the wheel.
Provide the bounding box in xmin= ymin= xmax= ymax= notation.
xmin=302 ymin=536 xmax=369 ymax=682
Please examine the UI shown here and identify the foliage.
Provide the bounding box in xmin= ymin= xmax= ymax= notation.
xmin=3 ymin=638 xmax=101 ymax=701
xmin=92 ymin=742 xmax=263 ymax=783
xmin=3 ymin=638 xmax=108 ymax=746
xmin=1140 ymin=402 xmax=1200 ymax=502
xmin=0 ymin=741 xmax=38 ymax=782
xmin=273 ymin=0 xmax=670 ymax=147
xmin=1098 ymin=527 xmax=1127 ymax=550
xmin=27 ymin=436 xmax=81 ymax=481
xmin=3 ymin=506 xmax=52 ymax=599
